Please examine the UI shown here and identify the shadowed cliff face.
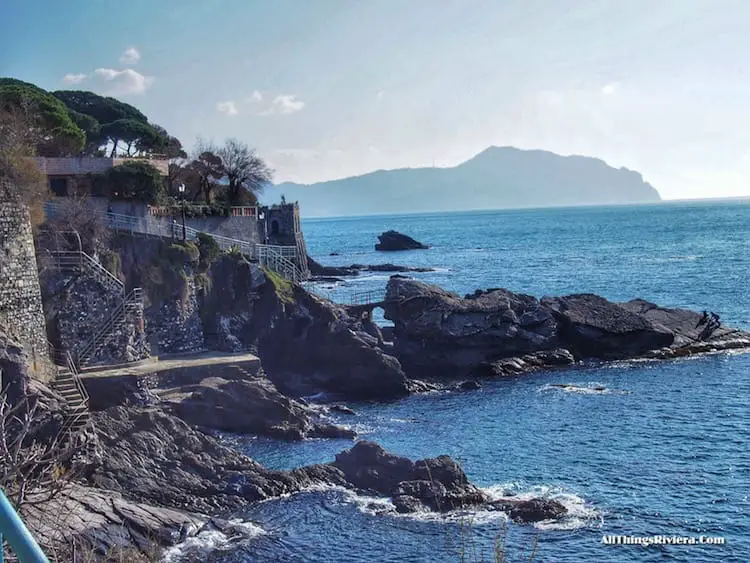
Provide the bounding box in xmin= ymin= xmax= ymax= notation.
xmin=201 ymin=255 xmax=410 ymax=400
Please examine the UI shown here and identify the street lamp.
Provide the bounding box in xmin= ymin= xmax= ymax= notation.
xmin=178 ymin=183 xmax=187 ymax=242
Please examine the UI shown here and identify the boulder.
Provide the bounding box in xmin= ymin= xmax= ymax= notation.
xmin=473 ymin=349 xmax=575 ymax=378
xmin=375 ymin=230 xmax=429 ymax=251
xmin=163 ymin=376 xmax=356 ymax=440
xmin=489 ymin=498 xmax=568 ymax=523
xmin=541 ymin=294 xmax=674 ymax=359
xmin=332 ymin=442 xmax=488 ymax=513
xmin=383 ymin=278 xmax=559 ymax=377
xmin=333 ymin=441 xmax=414 ymax=494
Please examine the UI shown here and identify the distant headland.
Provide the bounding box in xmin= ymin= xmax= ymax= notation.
xmin=268 ymin=146 xmax=661 ymax=217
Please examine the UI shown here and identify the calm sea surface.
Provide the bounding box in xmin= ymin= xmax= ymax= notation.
xmin=186 ymin=202 xmax=750 ymax=562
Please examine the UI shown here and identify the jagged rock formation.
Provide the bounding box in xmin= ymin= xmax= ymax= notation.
xmin=202 ymin=255 xmax=409 ymax=400
xmin=383 ymin=277 xmax=750 ymax=378
xmin=375 ymin=230 xmax=429 ymax=251
xmin=90 ymin=409 xmax=566 ymax=523
xmin=306 ymin=256 xmax=433 ymax=278
xmin=383 ymin=281 xmax=559 ymax=377
xmin=82 ymin=362 xmax=355 ymax=441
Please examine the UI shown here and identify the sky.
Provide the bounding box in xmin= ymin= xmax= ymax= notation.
xmin=2 ymin=0 xmax=750 ymax=199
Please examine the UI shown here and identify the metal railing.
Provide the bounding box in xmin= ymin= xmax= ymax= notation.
xmin=48 ymin=343 xmax=90 ymax=408
xmin=48 ymin=250 xmax=124 ymax=296
xmin=76 ymin=288 xmax=142 ymax=366
xmin=45 ymin=201 xmax=308 ymax=282
xmin=0 ymin=489 xmax=49 ymax=562
xmin=258 ymin=245 xmax=304 ymax=283
xmin=170 ymin=222 xmax=256 ymax=257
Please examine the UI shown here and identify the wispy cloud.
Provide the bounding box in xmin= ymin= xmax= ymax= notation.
xmin=247 ymin=90 xmax=263 ymax=103
xmin=119 ymin=47 xmax=141 ymax=65
xmin=601 ymin=82 xmax=620 ymax=95
xmin=61 ymin=68 xmax=153 ymax=95
xmin=91 ymin=68 xmax=152 ymax=95
xmin=217 ymin=100 xmax=239 ymax=116
xmin=376 ymin=90 xmax=385 ymax=99
xmin=62 ymin=73 xmax=87 ymax=85
xmin=260 ymin=94 xmax=305 ymax=115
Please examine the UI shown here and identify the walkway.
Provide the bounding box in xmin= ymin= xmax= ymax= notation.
xmin=79 ymin=351 xmax=261 ymax=379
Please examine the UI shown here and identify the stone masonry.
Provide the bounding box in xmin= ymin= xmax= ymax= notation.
xmin=0 ymin=179 xmax=52 ymax=380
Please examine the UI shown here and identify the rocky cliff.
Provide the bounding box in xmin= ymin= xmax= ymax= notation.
xmin=383 ymin=277 xmax=750 ymax=378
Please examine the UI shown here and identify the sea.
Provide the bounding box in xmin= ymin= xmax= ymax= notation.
xmin=166 ymin=201 xmax=750 ymax=562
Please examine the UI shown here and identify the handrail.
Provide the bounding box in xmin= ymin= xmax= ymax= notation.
xmin=64 ymin=350 xmax=89 ymax=406
xmin=47 ymin=250 xmax=124 ymax=295
xmin=0 ymin=489 xmax=49 ymax=562
xmin=46 ymin=202 xmax=307 ymax=281
xmin=75 ymin=287 xmax=142 ymax=366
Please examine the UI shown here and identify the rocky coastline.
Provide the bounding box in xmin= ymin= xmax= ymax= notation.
xmin=6 ymin=257 xmax=750 ymax=558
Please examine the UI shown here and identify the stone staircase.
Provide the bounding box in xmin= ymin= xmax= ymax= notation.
xmin=49 ymin=346 xmax=90 ymax=438
xmin=47 ymin=250 xmax=144 ymax=368
xmin=76 ymin=288 xmax=143 ymax=367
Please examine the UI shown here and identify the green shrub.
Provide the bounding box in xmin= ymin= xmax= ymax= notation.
xmin=196 ymin=232 xmax=221 ymax=265
xmin=165 ymin=242 xmax=199 ymax=266
xmin=105 ymin=161 xmax=166 ymax=204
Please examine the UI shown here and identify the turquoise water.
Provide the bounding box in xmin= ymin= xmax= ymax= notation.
xmin=230 ymin=202 xmax=750 ymax=562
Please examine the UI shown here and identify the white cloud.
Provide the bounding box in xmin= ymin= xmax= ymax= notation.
xmin=601 ymin=82 xmax=620 ymax=95
xmin=91 ymin=68 xmax=152 ymax=96
xmin=247 ymin=90 xmax=263 ymax=103
xmin=376 ymin=90 xmax=385 ymax=99
xmin=217 ymin=100 xmax=239 ymax=116
xmin=62 ymin=73 xmax=88 ymax=85
xmin=263 ymin=94 xmax=305 ymax=115
xmin=119 ymin=47 xmax=141 ymax=65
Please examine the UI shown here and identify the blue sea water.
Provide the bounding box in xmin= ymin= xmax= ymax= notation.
xmin=203 ymin=202 xmax=750 ymax=562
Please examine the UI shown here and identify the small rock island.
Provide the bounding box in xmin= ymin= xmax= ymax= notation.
xmin=375 ymin=230 xmax=430 ymax=251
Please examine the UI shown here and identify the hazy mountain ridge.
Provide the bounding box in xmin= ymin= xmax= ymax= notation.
xmin=267 ymin=146 xmax=661 ymax=216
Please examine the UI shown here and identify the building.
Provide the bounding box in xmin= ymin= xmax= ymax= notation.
xmin=33 ymin=156 xmax=169 ymax=197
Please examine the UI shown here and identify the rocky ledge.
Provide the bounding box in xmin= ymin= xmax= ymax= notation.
xmin=307 ymin=256 xmax=434 ymax=278
xmin=375 ymin=230 xmax=430 ymax=251
xmin=90 ymin=407 xmax=566 ymax=523
xmin=383 ymin=277 xmax=750 ymax=378
xmin=82 ymin=365 xmax=355 ymax=441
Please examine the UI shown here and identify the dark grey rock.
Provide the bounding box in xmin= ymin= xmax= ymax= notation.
xmin=541 ymin=294 xmax=674 ymax=359
xmin=375 ymin=230 xmax=429 ymax=251
xmin=384 ymin=278 xmax=559 ymax=377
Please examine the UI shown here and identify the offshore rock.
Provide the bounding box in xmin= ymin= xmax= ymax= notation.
xmin=384 ymin=277 xmax=750 ymax=377
xmin=541 ymin=294 xmax=674 ymax=359
xmin=375 ymin=230 xmax=429 ymax=251
xmin=331 ymin=441 xmax=566 ymax=519
xmin=383 ymin=278 xmax=559 ymax=377
xmin=474 ymin=349 xmax=575 ymax=378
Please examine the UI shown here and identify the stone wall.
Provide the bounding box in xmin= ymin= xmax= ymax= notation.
xmin=0 ymin=180 xmax=52 ymax=380
xmin=146 ymin=272 xmax=205 ymax=354
xmin=41 ymin=271 xmax=149 ymax=366
xmin=87 ymin=199 xmax=262 ymax=246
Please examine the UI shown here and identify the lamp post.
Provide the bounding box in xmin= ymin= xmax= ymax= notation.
xmin=178 ymin=183 xmax=187 ymax=242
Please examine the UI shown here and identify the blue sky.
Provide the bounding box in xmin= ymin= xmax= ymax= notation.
xmin=2 ymin=0 xmax=750 ymax=199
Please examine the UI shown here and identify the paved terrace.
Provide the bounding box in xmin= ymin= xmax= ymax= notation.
xmin=79 ymin=351 xmax=260 ymax=379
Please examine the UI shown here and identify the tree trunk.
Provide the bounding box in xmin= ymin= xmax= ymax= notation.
xmin=110 ymin=139 xmax=119 ymax=157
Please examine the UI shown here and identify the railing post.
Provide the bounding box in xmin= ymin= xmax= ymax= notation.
xmin=0 ymin=490 xmax=49 ymax=562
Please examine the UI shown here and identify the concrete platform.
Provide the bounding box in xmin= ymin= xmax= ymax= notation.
xmin=80 ymin=351 xmax=261 ymax=379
